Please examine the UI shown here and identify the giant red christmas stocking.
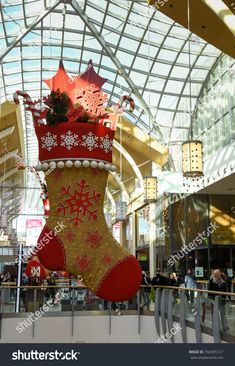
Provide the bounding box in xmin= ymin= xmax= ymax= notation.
xmin=15 ymin=60 xmax=142 ymax=301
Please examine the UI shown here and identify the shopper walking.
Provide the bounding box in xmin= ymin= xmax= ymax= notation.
xmin=140 ymin=271 xmax=151 ymax=310
xmin=184 ymin=269 xmax=196 ymax=303
xmin=47 ymin=273 xmax=57 ymax=303
xmin=170 ymin=272 xmax=179 ymax=300
xmin=208 ymin=269 xmax=229 ymax=332
xmin=222 ymin=269 xmax=232 ymax=301
xmin=151 ymin=269 xmax=167 ymax=287
xmin=21 ymin=273 xmax=29 ymax=311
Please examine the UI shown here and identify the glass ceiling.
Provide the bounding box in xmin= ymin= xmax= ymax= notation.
xmin=0 ymin=0 xmax=221 ymax=174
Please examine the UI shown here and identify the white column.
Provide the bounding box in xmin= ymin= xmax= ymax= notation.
xmin=131 ymin=211 xmax=137 ymax=257
xmin=16 ymin=242 xmax=22 ymax=313
xmin=120 ymin=221 xmax=126 ymax=248
xmin=149 ymin=203 xmax=156 ymax=278
xmin=156 ymin=200 xmax=165 ymax=271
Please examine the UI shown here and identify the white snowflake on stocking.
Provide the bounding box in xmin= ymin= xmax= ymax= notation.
xmin=100 ymin=135 xmax=113 ymax=153
xmin=82 ymin=132 xmax=98 ymax=151
xmin=41 ymin=132 xmax=57 ymax=151
xmin=61 ymin=130 xmax=79 ymax=150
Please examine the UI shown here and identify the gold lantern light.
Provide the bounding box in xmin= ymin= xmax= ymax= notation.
xmin=144 ymin=176 xmax=158 ymax=203
xmin=182 ymin=140 xmax=203 ymax=177
xmin=143 ymin=26 xmax=158 ymax=204
xmin=182 ymin=0 xmax=203 ymax=178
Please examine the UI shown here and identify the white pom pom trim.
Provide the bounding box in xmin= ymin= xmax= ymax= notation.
xmin=38 ymin=160 xmax=116 ymax=172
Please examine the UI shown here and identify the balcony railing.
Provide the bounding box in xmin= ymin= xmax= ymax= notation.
xmin=0 ymin=284 xmax=235 ymax=343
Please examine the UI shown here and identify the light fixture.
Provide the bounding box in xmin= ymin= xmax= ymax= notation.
xmin=182 ymin=140 xmax=203 ymax=177
xmin=182 ymin=0 xmax=203 ymax=178
xmin=115 ymin=200 xmax=127 ymax=222
xmin=144 ymin=176 xmax=158 ymax=203
xmin=144 ymin=15 xmax=158 ymax=202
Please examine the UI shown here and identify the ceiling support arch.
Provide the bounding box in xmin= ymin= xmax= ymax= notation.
xmin=70 ymin=0 xmax=166 ymax=148
xmin=110 ymin=171 xmax=130 ymax=203
xmin=113 ymin=140 xmax=144 ymax=192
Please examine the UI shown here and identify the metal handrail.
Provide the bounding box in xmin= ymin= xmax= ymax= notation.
xmin=141 ymin=285 xmax=235 ymax=297
xmin=0 ymin=284 xmax=235 ymax=297
xmin=0 ymin=285 xmax=86 ymax=289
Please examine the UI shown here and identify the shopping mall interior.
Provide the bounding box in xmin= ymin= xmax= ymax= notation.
xmin=0 ymin=0 xmax=235 ymax=344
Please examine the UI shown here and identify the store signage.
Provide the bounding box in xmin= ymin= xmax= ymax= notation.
xmin=26 ymin=219 xmax=43 ymax=229
xmin=195 ymin=267 xmax=204 ymax=277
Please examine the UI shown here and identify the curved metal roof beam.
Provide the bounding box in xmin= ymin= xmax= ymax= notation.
xmin=105 ymin=187 xmax=116 ymax=212
xmin=110 ymin=171 xmax=129 ymax=203
xmin=201 ymin=0 xmax=235 ymax=36
xmin=113 ymin=140 xmax=144 ymax=192
xmin=70 ymin=0 xmax=166 ymax=146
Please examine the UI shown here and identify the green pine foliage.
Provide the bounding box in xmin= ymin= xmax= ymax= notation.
xmin=45 ymin=89 xmax=70 ymax=126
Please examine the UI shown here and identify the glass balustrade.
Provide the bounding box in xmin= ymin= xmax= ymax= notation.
xmin=1 ymin=283 xmax=235 ymax=342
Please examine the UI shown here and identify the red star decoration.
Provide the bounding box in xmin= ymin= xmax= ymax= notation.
xmin=43 ymin=59 xmax=108 ymax=104
xmin=102 ymin=255 xmax=113 ymax=266
xmin=44 ymin=60 xmax=73 ymax=96
xmin=77 ymin=59 xmax=107 ymax=90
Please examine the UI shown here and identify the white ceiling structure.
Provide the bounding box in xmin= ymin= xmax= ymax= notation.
xmin=0 ymin=0 xmax=223 ymax=214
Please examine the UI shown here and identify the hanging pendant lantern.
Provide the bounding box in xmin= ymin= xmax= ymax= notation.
xmin=182 ymin=140 xmax=203 ymax=177
xmin=115 ymin=201 xmax=127 ymax=221
xmin=144 ymin=176 xmax=158 ymax=203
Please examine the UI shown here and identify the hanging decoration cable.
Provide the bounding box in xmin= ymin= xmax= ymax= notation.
xmin=187 ymin=0 xmax=193 ymax=141
xmin=115 ymin=112 xmax=127 ymax=222
xmin=182 ymin=0 xmax=203 ymax=179
xmin=147 ymin=8 xmax=152 ymax=176
xmin=0 ymin=140 xmax=8 ymax=231
xmin=61 ymin=1 xmax=67 ymax=60
xmin=143 ymin=7 xmax=158 ymax=204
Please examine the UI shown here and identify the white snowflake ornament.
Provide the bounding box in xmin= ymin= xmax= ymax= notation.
xmin=100 ymin=134 xmax=113 ymax=153
xmin=75 ymin=83 xmax=107 ymax=116
xmin=41 ymin=132 xmax=57 ymax=151
xmin=61 ymin=130 xmax=79 ymax=150
xmin=82 ymin=132 xmax=98 ymax=151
